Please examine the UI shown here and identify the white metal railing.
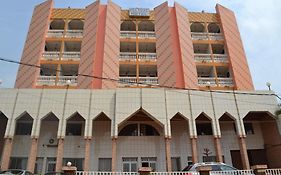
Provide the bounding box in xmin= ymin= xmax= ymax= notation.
xmin=76 ymin=172 xmax=138 ymax=175
xmin=119 ymin=77 xmax=137 ymax=86
xmin=42 ymin=52 xmax=60 ymax=60
xmin=57 ymin=76 xmax=78 ymax=86
xmin=198 ymin=77 xmax=216 ymax=86
xmin=47 ymin=30 xmax=64 ymax=37
xmin=120 ymin=31 xmax=136 ymax=38
xmin=191 ymin=32 xmax=208 ymax=40
xmin=138 ymin=53 xmax=157 ymax=61
xmin=213 ymin=54 xmax=228 ymax=63
xmin=209 ymin=33 xmax=224 ymax=40
xmin=218 ymin=77 xmax=233 ymax=86
xmin=210 ymin=170 xmax=255 ymax=175
xmin=36 ymin=76 xmax=56 ymax=86
xmin=138 ymin=31 xmax=156 ymax=39
xmin=139 ymin=77 xmax=158 ymax=85
xmin=194 ymin=54 xmax=212 ymax=63
xmin=119 ymin=52 xmax=137 ymax=61
xmin=65 ymin=30 xmax=83 ymax=38
xmin=61 ymin=52 xmax=81 ymax=61
xmin=151 ymin=172 xmax=199 ymax=175
xmin=266 ymin=169 xmax=281 ymax=175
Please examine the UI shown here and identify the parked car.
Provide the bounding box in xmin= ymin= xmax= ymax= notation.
xmin=182 ymin=162 xmax=238 ymax=172
xmin=0 ymin=169 xmax=33 ymax=175
xmin=44 ymin=172 xmax=64 ymax=175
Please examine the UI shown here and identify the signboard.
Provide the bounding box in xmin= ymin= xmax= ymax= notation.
xmin=129 ymin=8 xmax=150 ymax=17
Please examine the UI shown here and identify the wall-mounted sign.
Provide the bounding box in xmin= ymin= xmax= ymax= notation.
xmin=129 ymin=8 xmax=150 ymax=17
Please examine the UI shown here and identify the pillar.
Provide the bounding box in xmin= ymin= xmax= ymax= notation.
xmin=190 ymin=137 xmax=198 ymax=163
xmin=84 ymin=138 xmax=91 ymax=171
xmin=111 ymin=138 xmax=117 ymax=172
xmin=27 ymin=138 xmax=39 ymax=173
xmin=55 ymin=138 xmax=64 ymax=172
xmin=238 ymin=136 xmax=250 ymax=169
xmin=0 ymin=138 xmax=13 ymax=171
xmin=214 ymin=137 xmax=223 ymax=162
xmin=165 ymin=137 xmax=172 ymax=172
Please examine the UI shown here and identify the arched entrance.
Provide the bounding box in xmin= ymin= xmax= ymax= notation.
xmin=0 ymin=112 xmax=8 ymax=164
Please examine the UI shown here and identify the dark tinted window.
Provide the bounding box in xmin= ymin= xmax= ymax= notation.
xmin=211 ymin=165 xmax=221 ymax=171
xmin=66 ymin=123 xmax=82 ymax=136
xmin=15 ymin=122 xmax=32 ymax=135
xmin=196 ymin=123 xmax=213 ymax=135
xmin=220 ymin=165 xmax=237 ymax=171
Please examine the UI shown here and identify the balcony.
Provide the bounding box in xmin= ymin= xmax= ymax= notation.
xmin=194 ymin=54 xmax=212 ymax=63
xmin=65 ymin=30 xmax=83 ymax=38
xmin=57 ymin=76 xmax=78 ymax=86
xmin=138 ymin=53 xmax=157 ymax=61
xmin=218 ymin=77 xmax=233 ymax=86
xmin=120 ymin=31 xmax=136 ymax=39
xmin=198 ymin=77 xmax=216 ymax=86
xmin=209 ymin=33 xmax=224 ymax=40
xmin=119 ymin=52 xmax=137 ymax=61
xmin=47 ymin=30 xmax=64 ymax=38
xmin=191 ymin=32 xmax=208 ymax=40
xmin=139 ymin=77 xmax=158 ymax=85
xmin=138 ymin=31 xmax=156 ymax=39
xmin=213 ymin=54 xmax=228 ymax=63
xmin=61 ymin=52 xmax=81 ymax=61
xmin=42 ymin=52 xmax=60 ymax=61
xmin=37 ymin=76 xmax=56 ymax=86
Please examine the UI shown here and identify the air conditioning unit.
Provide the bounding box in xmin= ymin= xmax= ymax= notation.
xmin=47 ymin=138 xmax=58 ymax=147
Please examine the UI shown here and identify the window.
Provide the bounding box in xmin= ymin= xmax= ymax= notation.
xmin=98 ymin=158 xmax=112 ymax=171
xmin=141 ymin=157 xmax=157 ymax=171
xmin=196 ymin=123 xmax=213 ymax=135
xmin=244 ymin=123 xmax=254 ymax=135
xmin=15 ymin=122 xmax=32 ymax=135
xmin=119 ymin=123 xmax=160 ymax=136
xmin=171 ymin=157 xmax=181 ymax=171
xmin=46 ymin=158 xmax=56 ymax=173
xmin=187 ymin=156 xmax=193 ymax=166
xmin=122 ymin=157 xmax=138 ymax=172
xmin=66 ymin=123 xmax=83 ymax=136
xmin=203 ymin=156 xmax=216 ymax=162
xmin=220 ymin=165 xmax=236 ymax=171
xmin=34 ymin=157 xmax=44 ymax=174
xmin=9 ymin=157 xmax=28 ymax=169
xmin=63 ymin=158 xmax=84 ymax=171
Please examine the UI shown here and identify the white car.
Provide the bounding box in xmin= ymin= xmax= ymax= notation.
xmin=182 ymin=162 xmax=238 ymax=172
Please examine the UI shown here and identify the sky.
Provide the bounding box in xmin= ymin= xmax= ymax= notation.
xmin=0 ymin=0 xmax=280 ymax=97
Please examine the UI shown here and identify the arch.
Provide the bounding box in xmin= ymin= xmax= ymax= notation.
xmin=0 ymin=111 xmax=8 ymax=160
xmin=49 ymin=19 xmax=65 ymax=30
xmin=219 ymin=112 xmax=236 ymax=121
xmin=195 ymin=112 xmax=212 ymax=121
xmin=118 ymin=123 xmax=160 ymax=136
xmin=138 ymin=21 xmax=155 ymax=31
xmin=66 ymin=112 xmax=86 ymax=121
xmin=41 ymin=111 xmax=59 ymax=121
xmin=93 ymin=112 xmax=111 ymax=121
xmin=118 ymin=108 xmax=164 ymax=128
xmin=68 ymin=19 xmax=84 ymax=30
xmin=190 ymin=22 xmax=205 ymax=32
xmin=121 ymin=21 xmax=136 ymax=31
xmin=15 ymin=111 xmax=33 ymax=136
xmin=243 ymin=111 xmax=276 ymax=121
xmin=65 ymin=112 xmax=85 ymax=136
xmin=208 ymin=23 xmax=221 ymax=33
xmin=171 ymin=112 xmax=189 ymax=121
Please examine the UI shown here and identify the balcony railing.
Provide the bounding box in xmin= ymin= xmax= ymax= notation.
xmin=57 ymin=76 xmax=78 ymax=86
xmin=218 ymin=77 xmax=233 ymax=86
xmin=61 ymin=52 xmax=81 ymax=61
xmin=47 ymin=30 xmax=64 ymax=38
xmin=65 ymin=30 xmax=83 ymax=38
xmin=213 ymin=54 xmax=228 ymax=63
xmin=138 ymin=31 xmax=156 ymax=39
xmin=198 ymin=77 xmax=216 ymax=86
xmin=42 ymin=52 xmax=60 ymax=61
xmin=194 ymin=54 xmax=212 ymax=63
xmin=139 ymin=77 xmax=158 ymax=85
xmin=120 ymin=31 xmax=136 ymax=39
xmin=191 ymin=32 xmax=208 ymax=40
xmin=138 ymin=53 xmax=157 ymax=61
xmin=118 ymin=77 xmax=158 ymax=86
xmin=119 ymin=52 xmax=137 ymax=61
xmin=209 ymin=33 xmax=224 ymax=40
xmin=37 ymin=76 xmax=56 ymax=86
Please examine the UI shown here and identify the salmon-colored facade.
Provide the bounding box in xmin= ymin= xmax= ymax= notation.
xmin=15 ymin=1 xmax=255 ymax=91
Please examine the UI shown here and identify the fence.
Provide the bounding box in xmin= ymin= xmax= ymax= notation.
xmin=210 ymin=170 xmax=254 ymax=175
xmin=265 ymin=169 xmax=281 ymax=175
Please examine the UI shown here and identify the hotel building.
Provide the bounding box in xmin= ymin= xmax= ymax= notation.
xmin=0 ymin=0 xmax=280 ymax=173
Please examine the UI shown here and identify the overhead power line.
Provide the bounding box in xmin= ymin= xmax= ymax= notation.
xmin=0 ymin=56 xmax=281 ymax=101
